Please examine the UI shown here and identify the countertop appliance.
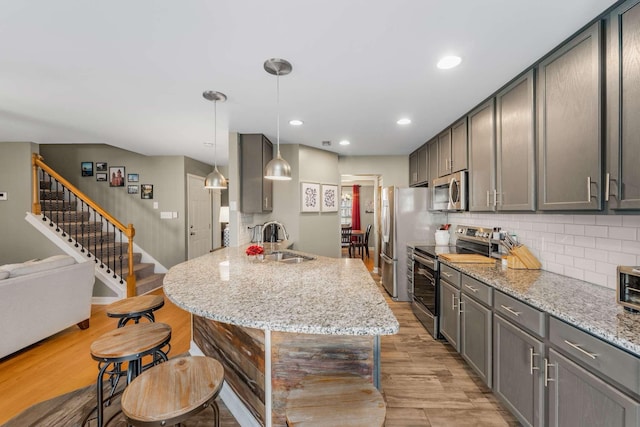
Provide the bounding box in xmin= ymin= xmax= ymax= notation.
xmin=381 ymin=186 xmax=439 ymax=301
xmin=431 ymin=171 xmax=467 ymax=211
xmin=411 ymin=224 xmax=494 ymax=337
xmin=617 ymin=266 xmax=640 ymax=313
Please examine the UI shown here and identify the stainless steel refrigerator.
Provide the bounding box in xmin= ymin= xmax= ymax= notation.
xmin=381 ymin=186 xmax=438 ymax=301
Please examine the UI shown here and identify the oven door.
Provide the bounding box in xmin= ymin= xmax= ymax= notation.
xmin=413 ymin=255 xmax=437 ymax=315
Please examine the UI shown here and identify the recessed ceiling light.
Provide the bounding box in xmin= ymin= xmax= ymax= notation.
xmin=397 ymin=118 xmax=411 ymax=125
xmin=339 ymin=140 xmax=350 ymax=146
xmin=289 ymin=119 xmax=303 ymax=126
xmin=437 ymin=55 xmax=462 ymax=70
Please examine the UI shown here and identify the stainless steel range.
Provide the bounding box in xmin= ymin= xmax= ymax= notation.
xmin=410 ymin=225 xmax=496 ymax=338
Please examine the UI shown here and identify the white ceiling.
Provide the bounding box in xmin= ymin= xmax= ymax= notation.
xmin=0 ymin=0 xmax=618 ymax=167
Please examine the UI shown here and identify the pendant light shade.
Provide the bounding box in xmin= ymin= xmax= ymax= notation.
xmin=264 ymin=58 xmax=292 ymax=181
xmin=203 ymin=90 xmax=228 ymax=190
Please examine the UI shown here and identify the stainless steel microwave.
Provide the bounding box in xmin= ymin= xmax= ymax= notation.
xmin=431 ymin=171 xmax=467 ymax=211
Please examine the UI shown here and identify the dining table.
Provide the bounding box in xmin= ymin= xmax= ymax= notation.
xmin=350 ymin=229 xmax=365 ymax=258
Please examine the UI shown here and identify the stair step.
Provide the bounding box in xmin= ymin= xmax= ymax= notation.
xmin=40 ymin=200 xmax=77 ymax=211
xmin=40 ymin=190 xmax=65 ymax=200
xmin=92 ymin=242 xmax=128 ymax=259
xmin=42 ymin=211 xmax=91 ymax=223
xmin=76 ymin=232 xmax=117 ymax=247
xmin=122 ymin=262 xmax=156 ymax=281
xmin=136 ymin=274 xmax=165 ymax=295
xmin=39 ymin=180 xmax=52 ymax=190
xmin=58 ymin=221 xmax=103 ymax=234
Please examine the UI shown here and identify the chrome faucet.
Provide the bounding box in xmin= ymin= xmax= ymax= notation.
xmin=262 ymin=220 xmax=290 ymax=241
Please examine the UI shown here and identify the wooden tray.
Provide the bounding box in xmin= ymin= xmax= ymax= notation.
xmin=438 ymin=253 xmax=496 ymax=264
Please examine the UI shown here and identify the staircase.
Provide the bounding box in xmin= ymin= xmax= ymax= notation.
xmin=35 ymin=174 xmax=165 ymax=298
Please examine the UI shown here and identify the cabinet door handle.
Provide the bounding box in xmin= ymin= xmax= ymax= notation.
xmin=500 ymin=305 xmax=521 ymax=317
xmin=605 ymin=172 xmax=610 ymax=202
xmin=486 ymin=190 xmax=490 ymax=207
xmin=544 ymin=358 xmax=555 ymax=387
xmin=458 ymin=299 xmax=464 ymax=315
xmin=464 ymin=284 xmax=478 ymax=293
xmin=563 ymin=340 xmax=598 ymax=359
xmin=451 ymin=294 xmax=457 ymax=310
xmin=587 ymin=176 xmax=597 ymax=201
xmin=493 ymin=189 xmax=498 ymax=207
xmin=529 ymin=347 xmax=540 ymax=375
xmin=449 ymin=159 xmax=453 ymax=171
xmin=442 ymin=272 xmax=452 ymax=278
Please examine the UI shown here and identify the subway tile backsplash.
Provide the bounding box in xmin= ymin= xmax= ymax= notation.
xmin=448 ymin=212 xmax=640 ymax=290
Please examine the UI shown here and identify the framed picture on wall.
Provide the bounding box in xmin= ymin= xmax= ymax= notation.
xmin=81 ymin=162 xmax=93 ymax=177
xmin=127 ymin=173 xmax=139 ymax=182
xmin=127 ymin=185 xmax=139 ymax=194
xmin=141 ymin=184 xmax=153 ymax=199
xmin=300 ymin=182 xmax=320 ymax=212
xmin=96 ymin=162 xmax=108 ymax=172
xmin=321 ymin=184 xmax=338 ymax=212
xmin=96 ymin=172 xmax=108 ymax=182
xmin=109 ymin=166 xmax=125 ymax=187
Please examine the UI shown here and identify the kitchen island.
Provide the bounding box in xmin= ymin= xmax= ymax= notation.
xmin=163 ymin=246 xmax=398 ymax=427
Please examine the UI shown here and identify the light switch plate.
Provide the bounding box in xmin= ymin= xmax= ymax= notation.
xmin=0 ymin=192 xmax=7 ymax=201
xmin=153 ymin=202 xmax=159 ymax=209
xmin=160 ymin=211 xmax=172 ymax=219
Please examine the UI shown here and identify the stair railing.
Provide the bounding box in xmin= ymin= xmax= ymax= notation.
xmin=32 ymin=153 xmax=137 ymax=297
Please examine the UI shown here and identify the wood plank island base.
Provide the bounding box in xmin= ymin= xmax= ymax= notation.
xmin=163 ymin=245 xmax=398 ymax=427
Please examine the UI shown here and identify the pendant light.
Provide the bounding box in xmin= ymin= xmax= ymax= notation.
xmin=203 ymin=90 xmax=228 ymax=189
xmin=263 ymin=58 xmax=292 ymax=181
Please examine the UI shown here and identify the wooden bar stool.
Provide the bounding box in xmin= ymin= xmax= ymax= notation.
xmin=106 ymin=294 xmax=165 ymax=328
xmin=286 ymin=374 xmax=386 ymax=427
xmin=121 ymin=356 xmax=225 ymax=427
xmin=88 ymin=322 xmax=172 ymax=427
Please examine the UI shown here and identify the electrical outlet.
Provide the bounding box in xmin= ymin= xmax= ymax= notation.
xmin=0 ymin=192 xmax=7 ymax=201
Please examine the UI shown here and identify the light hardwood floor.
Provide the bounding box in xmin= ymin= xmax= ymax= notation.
xmin=1 ymin=254 xmax=519 ymax=426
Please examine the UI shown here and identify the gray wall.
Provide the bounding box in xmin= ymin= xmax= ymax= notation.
xmin=39 ymin=144 xmax=213 ymax=269
xmin=0 ymin=142 xmax=61 ymax=264
xmin=338 ymin=155 xmax=408 ymax=187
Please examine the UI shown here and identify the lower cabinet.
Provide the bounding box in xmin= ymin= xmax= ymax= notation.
xmin=493 ymin=314 xmax=545 ymax=427
xmin=439 ymin=279 xmax=460 ymax=351
xmin=461 ymin=294 xmax=492 ymax=387
xmin=547 ymin=349 xmax=640 ymax=427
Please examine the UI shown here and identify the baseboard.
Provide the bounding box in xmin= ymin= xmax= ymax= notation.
xmin=190 ymin=341 xmax=261 ymax=427
xmin=92 ymin=296 xmax=120 ymax=305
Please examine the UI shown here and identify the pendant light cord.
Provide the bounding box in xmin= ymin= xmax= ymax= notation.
xmin=213 ymin=99 xmax=218 ymax=169
xmin=276 ymin=71 xmax=281 ymax=157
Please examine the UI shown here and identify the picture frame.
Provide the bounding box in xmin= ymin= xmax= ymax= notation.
xmin=109 ymin=166 xmax=125 ymax=187
xmin=321 ymin=184 xmax=339 ymax=212
xmin=81 ymin=162 xmax=93 ymax=177
xmin=96 ymin=172 xmax=108 ymax=182
xmin=141 ymin=184 xmax=154 ymax=199
xmin=127 ymin=184 xmax=139 ymax=194
xmin=96 ymin=162 xmax=108 ymax=172
xmin=127 ymin=173 xmax=139 ymax=182
xmin=300 ymin=182 xmax=320 ymax=212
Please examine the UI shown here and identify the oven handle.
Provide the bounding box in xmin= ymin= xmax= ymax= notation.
xmin=413 ymin=254 xmax=435 ymax=269
xmin=417 ymin=268 xmax=435 ymax=282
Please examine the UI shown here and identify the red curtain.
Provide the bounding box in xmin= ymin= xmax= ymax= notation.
xmin=352 ymin=185 xmax=361 ymax=231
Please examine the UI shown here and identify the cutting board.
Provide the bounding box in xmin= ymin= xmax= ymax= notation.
xmin=438 ymin=253 xmax=496 ymax=264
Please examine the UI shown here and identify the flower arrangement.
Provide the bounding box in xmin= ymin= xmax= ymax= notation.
xmin=245 ymin=245 xmax=264 ymax=256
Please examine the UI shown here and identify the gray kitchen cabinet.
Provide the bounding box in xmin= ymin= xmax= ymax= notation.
xmin=494 ymin=314 xmax=545 ymax=427
xmin=437 ymin=128 xmax=452 ymax=177
xmin=607 ymin=0 xmax=640 ymax=210
xmin=468 ymin=98 xmax=496 ymax=212
xmin=451 ymin=118 xmax=468 ymax=173
xmin=547 ymin=349 xmax=640 ymax=427
xmin=537 ymin=22 xmax=603 ymax=211
xmin=439 ymin=279 xmax=460 ymax=352
xmin=496 ymin=70 xmax=536 ymax=211
xmin=409 ymin=150 xmax=419 ymax=186
xmin=460 ymin=293 xmax=492 ymax=387
xmin=240 ymin=133 xmax=273 ymax=213
xmin=427 ymin=138 xmax=439 ymax=184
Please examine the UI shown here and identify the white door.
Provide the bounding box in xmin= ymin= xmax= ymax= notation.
xmin=187 ymin=174 xmax=216 ymax=259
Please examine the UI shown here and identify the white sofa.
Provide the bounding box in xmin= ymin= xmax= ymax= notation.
xmin=0 ymin=255 xmax=95 ymax=359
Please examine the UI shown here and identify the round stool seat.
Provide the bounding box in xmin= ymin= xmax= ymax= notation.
xmin=121 ymin=356 xmax=224 ymax=426
xmin=106 ymin=295 xmax=165 ymax=327
xmin=90 ymin=322 xmax=171 ymax=361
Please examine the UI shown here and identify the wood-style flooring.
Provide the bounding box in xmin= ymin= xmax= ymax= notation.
xmin=1 ymin=252 xmax=519 ymax=426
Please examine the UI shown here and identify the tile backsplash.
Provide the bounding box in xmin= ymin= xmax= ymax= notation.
xmin=448 ymin=212 xmax=640 ymax=290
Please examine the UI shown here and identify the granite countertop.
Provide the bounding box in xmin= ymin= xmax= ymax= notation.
xmin=439 ymin=260 xmax=640 ymax=356
xmin=163 ymin=246 xmax=399 ymax=336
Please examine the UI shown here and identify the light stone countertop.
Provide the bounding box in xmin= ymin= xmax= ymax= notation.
xmin=163 ymin=246 xmax=399 ymax=336
xmin=440 ymin=260 xmax=640 ymax=356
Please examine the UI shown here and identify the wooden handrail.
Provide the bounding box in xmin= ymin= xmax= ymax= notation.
xmin=32 ymin=153 xmax=137 ymax=297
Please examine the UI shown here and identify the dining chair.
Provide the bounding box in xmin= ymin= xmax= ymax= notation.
xmin=341 ymin=226 xmax=353 ymax=257
xmin=352 ymin=224 xmax=372 ymax=259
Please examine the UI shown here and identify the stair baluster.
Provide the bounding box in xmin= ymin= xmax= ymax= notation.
xmin=118 ymin=227 xmax=124 ymax=284
xmin=99 ymin=214 xmax=105 ymax=269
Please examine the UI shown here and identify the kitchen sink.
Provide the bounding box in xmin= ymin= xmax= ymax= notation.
xmin=265 ymin=251 xmax=316 ymax=263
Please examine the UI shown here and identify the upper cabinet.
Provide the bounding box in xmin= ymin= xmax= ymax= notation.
xmin=240 ymin=133 xmax=273 ymax=213
xmin=607 ymin=0 xmax=640 ymax=210
xmin=409 ymin=143 xmax=428 ymax=187
xmin=496 ymin=70 xmax=536 ymax=211
xmin=468 ymin=99 xmax=496 ymax=212
xmin=451 ymin=118 xmax=468 ymax=173
xmin=437 ymin=129 xmax=452 ymax=177
xmin=537 ymin=22 xmax=603 ymax=211
xmin=427 ymin=138 xmax=439 ymax=184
